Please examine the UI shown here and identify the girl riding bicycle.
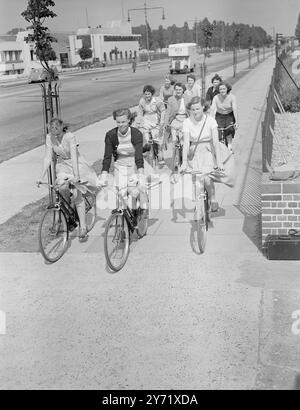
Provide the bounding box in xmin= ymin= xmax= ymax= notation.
xmin=180 ymin=96 xmax=225 ymax=212
xmin=135 ymin=85 xmax=166 ymax=165
xmin=97 ymin=108 xmax=148 ymax=212
xmin=210 ymin=82 xmax=238 ymax=153
xmin=37 ymin=118 xmax=98 ymax=239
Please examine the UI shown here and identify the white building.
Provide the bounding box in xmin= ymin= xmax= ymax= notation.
xmin=0 ymin=36 xmax=24 ymax=76
xmin=68 ymin=21 xmax=141 ymax=66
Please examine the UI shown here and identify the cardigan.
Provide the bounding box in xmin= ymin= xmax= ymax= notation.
xmin=101 ymin=126 xmax=144 ymax=172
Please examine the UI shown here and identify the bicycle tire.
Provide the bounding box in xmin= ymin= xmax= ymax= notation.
xmin=39 ymin=207 xmax=69 ymax=263
xmin=84 ymin=193 xmax=96 ymax=232
xmin=172 ymin=146 xmax=181 ymax=172
xmin=136 ymin=208 xmax=148 ymax=238
xmin=104 ymin=212 xmax=130 ymax=272
xmin=195 ymin=197 xmax=207 ymax=253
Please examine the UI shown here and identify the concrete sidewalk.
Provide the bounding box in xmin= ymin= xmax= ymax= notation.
xmin=1 ymin=54 xmax=300 ymax=390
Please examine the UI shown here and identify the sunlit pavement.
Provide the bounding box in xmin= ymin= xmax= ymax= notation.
xmin=1 ymin=55 xmax=300 ymax=390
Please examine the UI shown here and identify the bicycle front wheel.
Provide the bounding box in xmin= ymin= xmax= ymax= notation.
xmin=38 ymin=208 xmax=69 ymax=263
xmin=195 ymin=198 xmax=208 ymax=253
xmin=172 ymin=146 xmax=181 ymax=172
xmin=104 ymin=213 xmax=130 ymax=272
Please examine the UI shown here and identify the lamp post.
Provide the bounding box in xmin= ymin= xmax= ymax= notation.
xmin=127 ymin=1 xmax=165 ymax=70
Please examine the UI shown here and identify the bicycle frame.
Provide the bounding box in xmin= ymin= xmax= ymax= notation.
xmin=218 ymin=123 xmax=236 ymax=145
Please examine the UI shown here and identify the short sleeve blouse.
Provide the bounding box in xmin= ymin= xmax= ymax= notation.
xmin=46 ymin=132 xmax=78 ymax=160
xmin=182 ymin=115 xmax=218 ymax=143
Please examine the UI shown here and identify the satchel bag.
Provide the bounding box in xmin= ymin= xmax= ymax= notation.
xmin=187 ymin=115 xmax=208 ymax=161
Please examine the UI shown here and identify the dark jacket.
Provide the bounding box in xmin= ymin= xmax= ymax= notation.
xmin=101 ymin=126 xmax=144 ymax=172
xmin=206 ymin=86 xmax=219 ymax=104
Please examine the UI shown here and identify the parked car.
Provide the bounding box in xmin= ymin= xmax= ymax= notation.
xmin=28 ymin=68 xmax=59 ymax=83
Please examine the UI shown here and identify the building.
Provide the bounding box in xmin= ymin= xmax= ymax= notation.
xmin=0 ymin=35 xmax=24 ymax=76
xmin=16 ymin=31 xmax=61 ymax=76
xmin=68 ymin=21 xmax=140 ymax=66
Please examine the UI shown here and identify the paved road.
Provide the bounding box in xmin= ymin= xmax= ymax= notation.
xmin=0 ymin=50 xmax=261 ymax=163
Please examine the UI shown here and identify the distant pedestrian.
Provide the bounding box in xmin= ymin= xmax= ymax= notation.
xmin=132 ymin=57 xmax=137 ymax=73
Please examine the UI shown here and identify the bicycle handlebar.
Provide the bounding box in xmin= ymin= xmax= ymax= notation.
xmin=217 ymin=123 xmax=236 ymax=131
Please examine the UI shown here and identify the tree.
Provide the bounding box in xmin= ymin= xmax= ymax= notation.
xmin=6 ymin=28 xmax=25 ymax=35
xmin=78 ymin=47 xmax=93 ymax=61
xmin=295 ymin=13 xmax=300 ymax=41
xmin=201 ymin=18 xmax=215 ymax=59
xmin=21 ymin=0 xmax=57 ymax=80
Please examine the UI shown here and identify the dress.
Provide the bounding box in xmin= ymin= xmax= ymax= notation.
xmin=46 ymin=132 xmax=98 ymax=187
xmin=182 ymin=115 xmax=218 ymax=173
xmin=182 ymin=115 xmax=236 ymax=186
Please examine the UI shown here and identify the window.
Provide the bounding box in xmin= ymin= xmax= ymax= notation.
xmin=30 ymin=50 xmax=34 ymax=61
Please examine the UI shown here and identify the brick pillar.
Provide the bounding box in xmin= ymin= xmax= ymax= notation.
xmin=261 ymin=174 xmax=300 ymax=246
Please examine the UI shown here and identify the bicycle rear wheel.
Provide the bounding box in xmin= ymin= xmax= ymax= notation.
xmin=195 ymin=197 xmax=208 ymax=253
xmin=39 ymin=208 xmax=69 ymax=263
xmin=104 ymin=212 xmax=130 ymax=272
xmin=136 ymin=207 xmax=148 ymax=238
xmin=84 ymin=193 xmax=96 ymax=232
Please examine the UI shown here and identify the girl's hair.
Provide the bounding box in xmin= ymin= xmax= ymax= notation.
xmin=218 ymin=82 xmax=232 ymax=94
xmin=186 ymin=73 xmax=196 ymax=82
xmin=174 ymin=82 xmax=186 ymax=92
xmin=48 ymin=118 xmax=68 ymax=132
xmin=211 ymin=73 xmax=222 ymax=83
xmin=187 ymin=96 xmax=209 ymax=112
xmin=113 ymin=108 xmax=136 ymax=125
xmin=143 ymin=84 xmax=155 ymax=95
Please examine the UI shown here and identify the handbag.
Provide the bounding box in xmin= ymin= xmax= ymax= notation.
xmin=187 ymin=115 xmax=208 ymax=161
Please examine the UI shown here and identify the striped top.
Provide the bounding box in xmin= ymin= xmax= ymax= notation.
xmin=116 ymin=128 xmax=135 ymax=167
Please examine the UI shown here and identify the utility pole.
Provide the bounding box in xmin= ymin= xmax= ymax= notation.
xmin=128 ymin=1 xmax=165 ymax=70
xmin=85 ymin=8 xmax=89 ymax=27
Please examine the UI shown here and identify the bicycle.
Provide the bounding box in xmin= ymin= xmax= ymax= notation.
xmin=38 ymin=179 xmax=96 ymax=263
xmin=181 ymin=169 xmax=225 ymax=253
xmin=217 ymin=123 xmax=236 ymax=147
xmin=104 ymin=179 xmax=157 ymax=272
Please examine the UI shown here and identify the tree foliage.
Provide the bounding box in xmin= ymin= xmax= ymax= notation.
xmin=133 ymin=18 xmax=271 ymax=51
xmin=78 ymin=47 xmax=93 ymax=61
xmin=6 ymin=28 xmax=25 ymax=35
xmin=295 ymin=13 xmax=300 ymax=41
xmin=21 ymin=0 xmax=57 ymax=76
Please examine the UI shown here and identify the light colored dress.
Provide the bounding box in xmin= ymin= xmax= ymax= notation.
xmin=137 ymin=96 xmax=165 ymax=144
xmin=182 ymin=115 xmax=218 ymax=173
xmin=183 ymin=115 xmax=235 ymax=186
xmin=46 ymin=131 xmax=98 ymax=187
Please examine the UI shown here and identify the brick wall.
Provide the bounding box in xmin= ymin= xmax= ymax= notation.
xmin=261 ymin=173 xmax=300 ymax=245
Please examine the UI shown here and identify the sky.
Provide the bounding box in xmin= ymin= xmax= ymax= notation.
xmin=0 ymin=0 xmax=299 ymax=36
